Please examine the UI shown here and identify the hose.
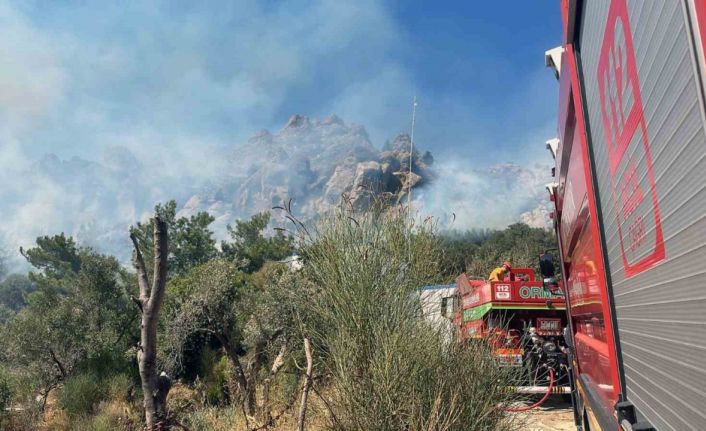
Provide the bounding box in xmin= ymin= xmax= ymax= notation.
xmin=503 ymin=367 xmax=555 ymax=412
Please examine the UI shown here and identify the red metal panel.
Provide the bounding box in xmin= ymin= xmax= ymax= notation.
xmin=456 ymin=273 xmax=566 ymax=309
xmin=555 ymin=44 xmax=623 ymax=429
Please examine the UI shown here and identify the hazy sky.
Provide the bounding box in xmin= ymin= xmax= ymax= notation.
xmin=0 ymin=1 xmax=563 ymax=269
xmin=0 ymin=0 xmax=562 ymax=169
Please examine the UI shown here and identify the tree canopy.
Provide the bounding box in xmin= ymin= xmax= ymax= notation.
xmin=221 ymin=212 xmax=294 ymax=274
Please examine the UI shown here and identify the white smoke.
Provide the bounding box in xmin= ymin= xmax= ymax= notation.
xmin=413 ymin=157 xmax=552 ymax=231
xmin=0 ymin=0 xmax=558 ymax=273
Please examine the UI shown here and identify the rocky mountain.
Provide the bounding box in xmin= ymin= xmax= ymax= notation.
xmin=177 ymin=115 xmax=435 ymax=236
xmin=0 ymin=114 xmax=551 ymax=269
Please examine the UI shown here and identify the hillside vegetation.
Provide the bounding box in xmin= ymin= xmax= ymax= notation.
xmin=0 ymin=200 xmax=552 ymax=430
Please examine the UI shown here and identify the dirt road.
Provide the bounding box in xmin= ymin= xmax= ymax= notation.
xmin=511 ymin=396 xmax=576 ymax=431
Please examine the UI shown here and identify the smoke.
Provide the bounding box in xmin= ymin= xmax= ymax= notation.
xmin=413 ymin=157 xmax=552 ymax=231
xmin=0 ymin=0 xmax=407 ymax=270
xmin=0 ymin=1 xmax=558 ymax=272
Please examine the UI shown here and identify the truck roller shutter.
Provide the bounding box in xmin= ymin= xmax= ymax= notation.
xmin=577 ymin=0 xmax=706 ymax=429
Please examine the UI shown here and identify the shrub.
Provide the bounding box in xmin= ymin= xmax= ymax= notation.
xmin=291 ymin=207 xmax=522 ymax=431
xmin=67 ymin=399 xmax=141 ymax=431
xmin=107 ymin=373 xmax=133 ymax=403
xmin=0 ymin=368 xmax=12 ymax=412
xmin=196 ymin=348 xmax=231 ymax=406
xmin=182 ymin=405 xmax=243 ymax=431
xmin=59 ymin=372 xmax=105 ymax=417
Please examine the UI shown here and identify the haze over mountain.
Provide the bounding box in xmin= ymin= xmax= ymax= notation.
xmin=0 ymin=115 xmax=550 ymax=270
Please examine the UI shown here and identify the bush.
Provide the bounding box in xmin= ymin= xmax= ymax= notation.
xmin=196 ymin=348 xmax=231 ymax=406
xmin=59 ymin=372 xmax=106 ymax=417
xmin=67 ymin=399 xmax=141 ymax=431
xmin=182 ymin=405 xmax=243 ymax=431
xmin=107 ymin=373 xmax=133 ymax=403
xmin=0 ymin=368 xmax=12 ymax=412
xmin=291 ymin=207 xmax=522 ymax=431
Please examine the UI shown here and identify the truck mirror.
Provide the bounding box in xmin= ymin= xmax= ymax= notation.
xmin=540 ymin=251 xmax=556 ymax=278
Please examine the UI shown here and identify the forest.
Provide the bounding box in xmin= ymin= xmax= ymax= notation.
xmin=0 ymin=200 xmax=557 ymax=431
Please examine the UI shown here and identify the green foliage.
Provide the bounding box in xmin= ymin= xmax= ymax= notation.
xmin=59 ymin=372 xmax=105 ymax=417
xmin=437 ymin=228 xmax=492 ymax=278
xmin=0 ymin=274 xmax=35 ymax=314
xmin=437 ymin=223 xmax=557 ymax=280
xmin=1 ymin=236 xmax=137 ymax=399
xmin=20 ymin=233 xmax=82 ymax=281
xmin=199 ymin=351 xmax=230 ymax=405
xmin=162 ymin=259 xmax=249 ymax=375
xmin=106 ymin=373 xmax=133 ymax=403
xmin=171 ymin=211 xmax=218 ymax=275
xmin=291 ymin=208 xmax=520 ymax=431
xmin=464 ymin=223 xmax=557 ymax=278
xmin=130 ymin=200 xmax=218 ymax=277
xmin=0 ymin=368 xmax=12 ymax=413
xmin=222 ymin=212 xmax=294 ymax=273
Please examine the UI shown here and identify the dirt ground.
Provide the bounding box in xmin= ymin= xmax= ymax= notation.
xmin=510 ymin=396 xmax=576 ymax=431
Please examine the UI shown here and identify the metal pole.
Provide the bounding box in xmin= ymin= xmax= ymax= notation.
xmin=408 ymin=96 xmax=418 ymax=214
xmin=407 ymin=96 xmax=417 ymax=262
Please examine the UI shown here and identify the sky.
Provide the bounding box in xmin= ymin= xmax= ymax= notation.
xmin=0 ymin=0 xmax=563 ymax=269
xmin=0 ymin=0 xmax=562 ymax=168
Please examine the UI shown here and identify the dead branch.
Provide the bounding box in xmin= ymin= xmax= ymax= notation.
xmin=263 ymin=344 xmax=287 ymax=426
xmin=297 ymin=337 xmax=313 ymax=431
xmin=130 ymin=232 xmax=150 ymax=303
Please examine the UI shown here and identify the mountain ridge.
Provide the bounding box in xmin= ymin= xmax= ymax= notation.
xmin=0 ymin=114 xmax=551 ymax=269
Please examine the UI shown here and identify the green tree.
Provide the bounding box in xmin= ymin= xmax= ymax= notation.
xmin=221 ymin=212 xmax=294 ymax=273
xmin=130 ymin=200 xmax=217 ymax=276
xmin=464 ymin=223 xmax=557 ymax=278
xmin=20 ymin=233 xmax=81 ymax=285
xmin=1 ymin=236 xmax=136 ymax=407
xmin=164 ymin=258 xmax=296 ymax=419
xmin=0 ymin=274 xmax=35 ymax=314
xmin=171 ymin=211 xmax=217 ymax=275
xmin=162 ymin=260 xmax=253 ymax=409
xmin=437 ymin=228 xmax=492 ymax=279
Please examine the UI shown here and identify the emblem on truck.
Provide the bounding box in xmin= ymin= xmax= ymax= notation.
xmin=597 ymin=0 xmax=665 ymax=277
xmin=494 ymin=284 xmax=511 ymax=300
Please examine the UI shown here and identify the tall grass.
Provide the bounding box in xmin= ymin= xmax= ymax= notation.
xmin=291 ymin=206 xmax=521 ymax=431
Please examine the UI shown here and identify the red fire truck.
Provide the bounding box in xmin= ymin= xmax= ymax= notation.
xmin=545 ymin=1 xmax=706 ymax=430
xmin=453 ymin=269 xmax=571 ymax=393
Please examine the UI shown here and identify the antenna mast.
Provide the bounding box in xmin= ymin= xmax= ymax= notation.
xmin=408 ymin=95 xmax=418 ymax=216
xmin=406 ymin=96 xmax=418 ymax=257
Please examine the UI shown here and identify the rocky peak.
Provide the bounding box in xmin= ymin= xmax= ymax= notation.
xmin=322 ymin=113 xmax=344 ymax=126
xmin=182 ymin=115 xmax=436 ymax=226
xmin=284 ymin=114 xmax=310 ymax=129
xmin=385 ymin=133 xmax=412 ymax=152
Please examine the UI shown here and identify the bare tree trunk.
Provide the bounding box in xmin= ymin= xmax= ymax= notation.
xmin=245 ymin=334 xmax=270 ymax=416
xmin=263 ymin=344 xmax=287 ymax=426
xmin=131 ymin=216 xmax=170 ymax=430
xmin=297 ymin=337 xmax=313 ymax=431
xmin=221 ymin=338 xmax=254 ymax=418
xmin=48 ymin=348 xmax=67 ymax=379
